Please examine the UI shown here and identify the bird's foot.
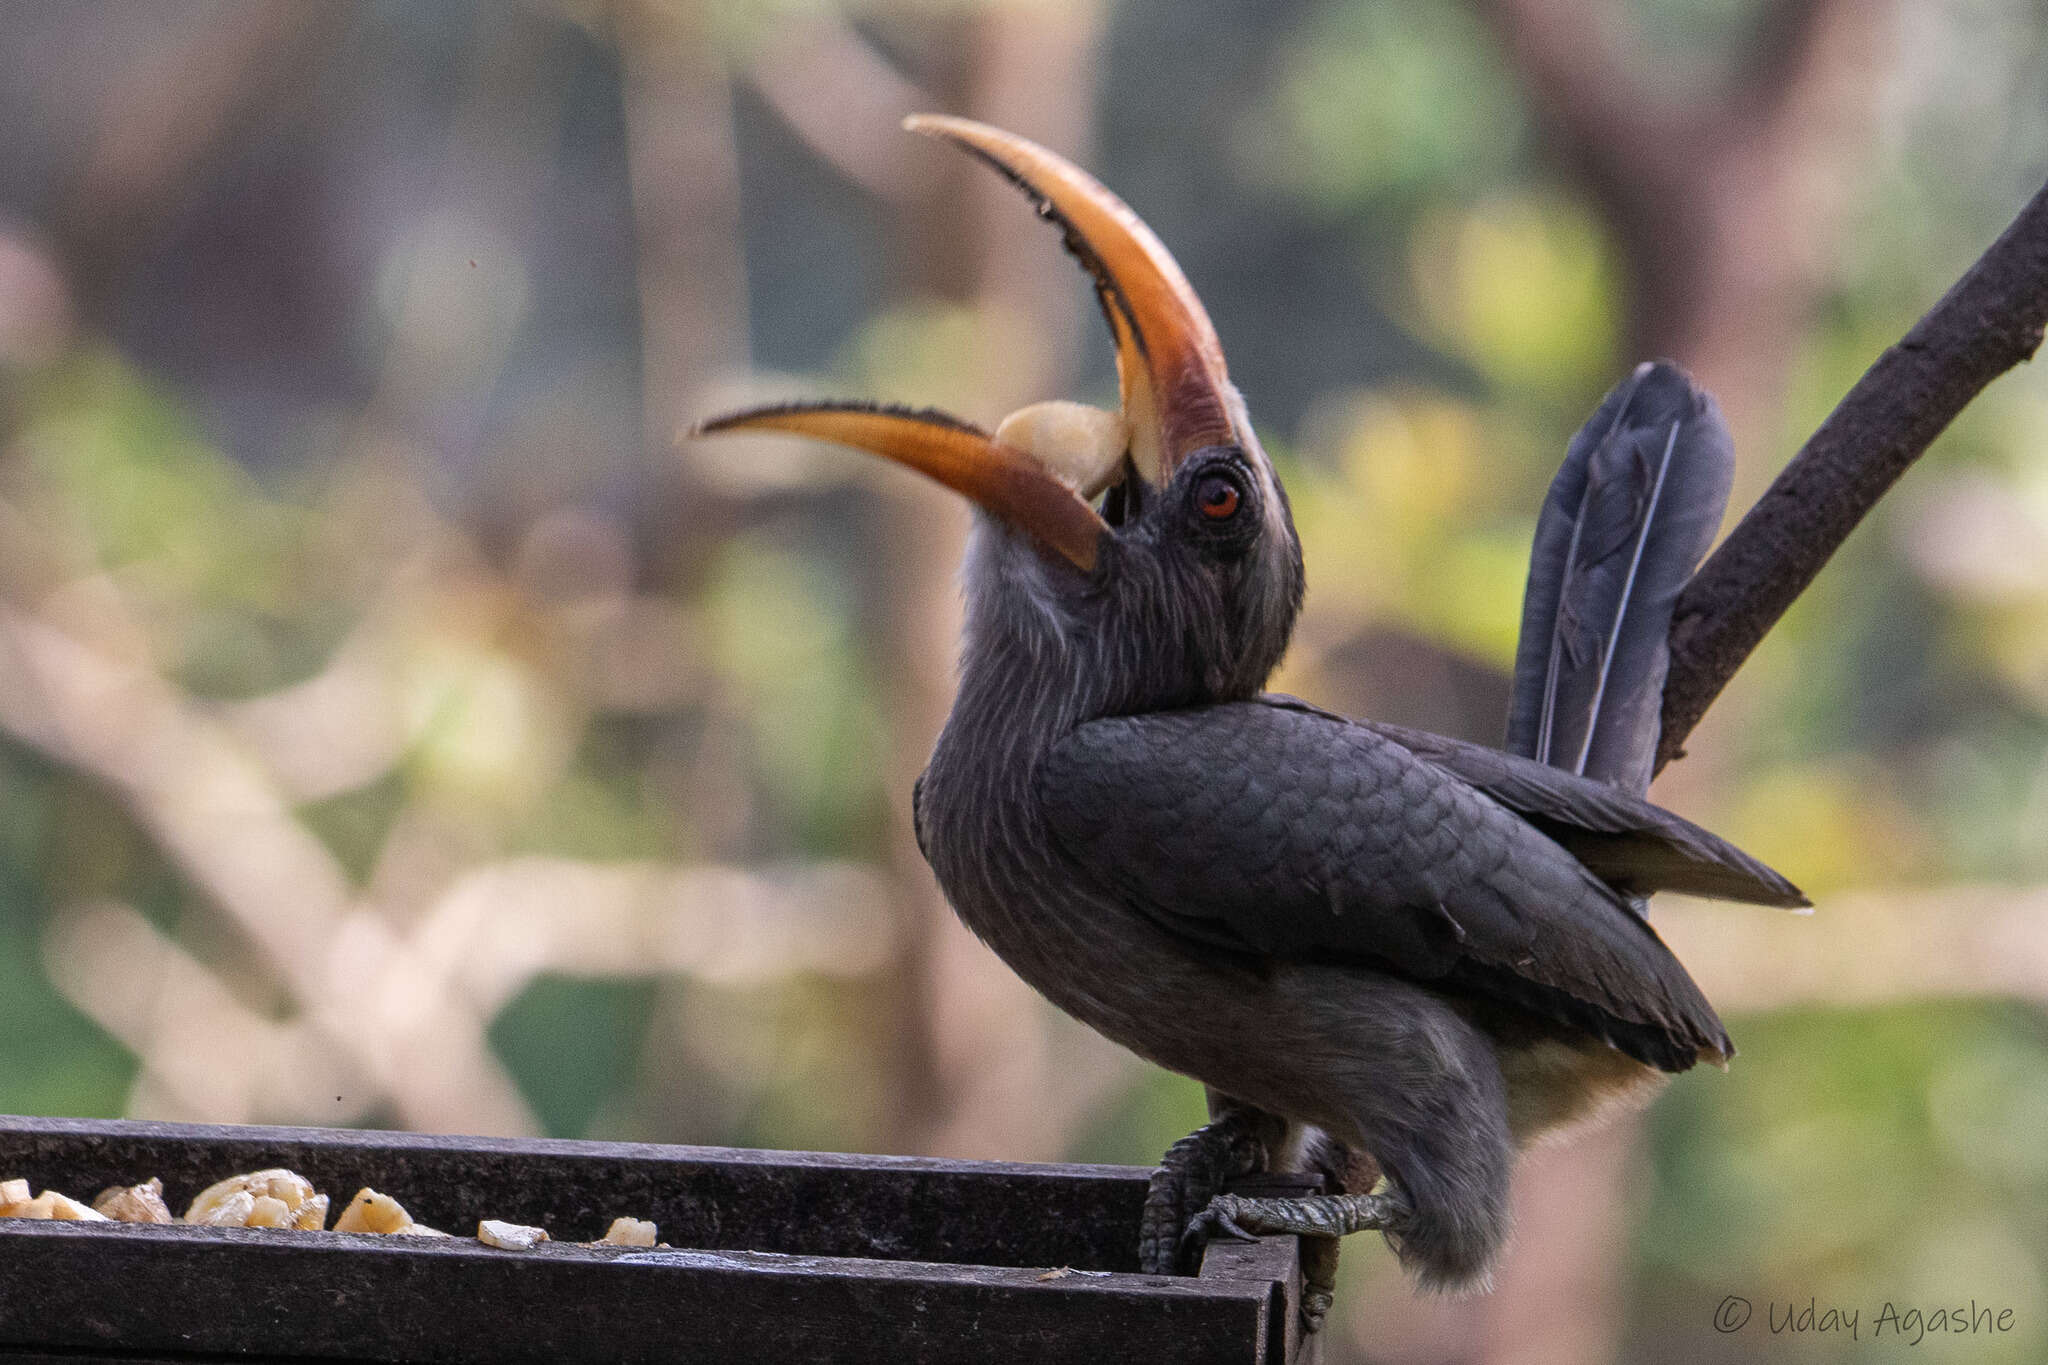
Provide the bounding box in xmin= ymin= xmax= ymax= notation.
xmin=1183 ymin=1188 xmax=1408 ymax=1246
xmin=1138 ymin=1113 xmax=1265 ymax=1276
xmin=1181 ymin=1189 xmax=1409 ymax=1333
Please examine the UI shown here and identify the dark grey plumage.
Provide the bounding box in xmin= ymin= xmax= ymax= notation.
xmin=1505 ymin=362 xmax=1735 ymax=790
xmin=1040 ymin=702 xmax=1736 ymax=1073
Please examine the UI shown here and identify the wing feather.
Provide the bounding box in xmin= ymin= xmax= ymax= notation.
xmin=1039 ymin=703 xmax=1734 ymax=1071
xmin=1259 ymin=696 xmax=1807 ymax=907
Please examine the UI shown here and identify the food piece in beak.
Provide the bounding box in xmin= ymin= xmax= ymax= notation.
xmin=904 ymin=115 xmax=1244 ymax=487
xmin=696 ymin=116 xmax=1267 ymax=546
xmin=992 ymin=401 xmax=1127 ymax=500
xmin=694 ymin=401 xmax=1110 ymax=571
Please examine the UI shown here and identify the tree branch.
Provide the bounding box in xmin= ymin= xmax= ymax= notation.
xmin=1655 ymin=175 xmax=2048 ymax=771
xmin=1472 ymin=0 xmax=1871 ymax=191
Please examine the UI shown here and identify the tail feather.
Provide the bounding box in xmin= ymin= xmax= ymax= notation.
xmin=1504 ymin=362 xmax=1734 ymax=793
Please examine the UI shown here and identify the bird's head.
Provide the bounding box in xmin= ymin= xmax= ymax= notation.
xmin=696 ymin=117 xmax=1303 ymax=719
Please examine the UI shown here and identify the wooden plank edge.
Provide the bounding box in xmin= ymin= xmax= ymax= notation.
xmin=0 ymin=1219 xmax=1277 ymax=1365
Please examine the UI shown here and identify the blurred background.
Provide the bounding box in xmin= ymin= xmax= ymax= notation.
xmin=1 ymin=0 xmax=2046 ymax=1360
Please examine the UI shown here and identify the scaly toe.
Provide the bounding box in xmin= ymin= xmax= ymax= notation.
xmin=1178 ymin=1195 xmax=1259 ymax=1264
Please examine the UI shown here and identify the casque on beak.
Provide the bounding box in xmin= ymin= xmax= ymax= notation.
xmin=691 ymin=115 xmax=1252 ymax=570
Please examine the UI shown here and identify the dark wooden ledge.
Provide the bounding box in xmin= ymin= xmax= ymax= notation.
xmin=0 ymin=1116 xmax=1316 ymax=1364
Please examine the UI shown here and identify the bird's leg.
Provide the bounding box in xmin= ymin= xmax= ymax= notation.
xmin=1182 ymin=1187 xmax=1411 ymax=1333
xmin=1281 ymin=1131 xmax=1376 ymax=1333
xmin=1298 ymin=1235 xmax=1342 ymax=1336
xmin=1182 ymin=1187 xmax=1409 ymax=1250
xmin=1138 ymin=1109 xmax=1267 ymax=1275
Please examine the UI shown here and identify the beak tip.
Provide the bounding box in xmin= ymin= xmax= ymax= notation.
xmin=690 ymin=410 xmax=764 ymax=441
xmin=903 ymin=113 xmax=990 ymax=152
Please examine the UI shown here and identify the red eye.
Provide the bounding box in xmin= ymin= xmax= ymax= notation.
xmin=1197 ymin=474 xmax=1241 ymax=520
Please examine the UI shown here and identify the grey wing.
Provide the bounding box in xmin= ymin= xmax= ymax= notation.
xmin=1368 ymin=717 xmax=1806 ymax=907
xmin=1258 ymin=696 xmax=1805 ymax=908
xmin=1039 ymin=703 xmax=1731 ymax=1072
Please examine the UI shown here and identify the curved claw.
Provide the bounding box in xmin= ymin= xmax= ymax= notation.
xmin=1181 ymin=1189 xmax=1408 ymax=1335
xmin=1181 ymin=1189 xmax=1413 ymax=1261
xmin=1178 ymin=1194 xmax=1262 ymax=1265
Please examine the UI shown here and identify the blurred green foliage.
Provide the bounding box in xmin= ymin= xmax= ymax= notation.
xmin=491 ymin=976 xmax=659 ymax=1139
xmin=1637 ymin=1002 xmax=2048 ymax=1362
xmin=0 ymin=748 xmax=136 ymax=1119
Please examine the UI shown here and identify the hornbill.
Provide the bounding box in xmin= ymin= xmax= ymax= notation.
xmin=697 ymin=117 xmax=1806 ymax=1318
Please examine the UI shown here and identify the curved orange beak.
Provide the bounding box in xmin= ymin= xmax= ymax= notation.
xmin=692 ymin=402 xmax=1108 ymax=572
xmin=903 ymin=115 xmax=1247 ymax=486
xmin=693 ymin=117 xmax=1253 ymax=570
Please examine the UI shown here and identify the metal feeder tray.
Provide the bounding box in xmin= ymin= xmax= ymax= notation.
xmin=0 ymin=1116 xmax=1320 ymax=1364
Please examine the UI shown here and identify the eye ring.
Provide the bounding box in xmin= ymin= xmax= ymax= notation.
xmin=1196 ymin=472 xmax=1242 ymax=521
